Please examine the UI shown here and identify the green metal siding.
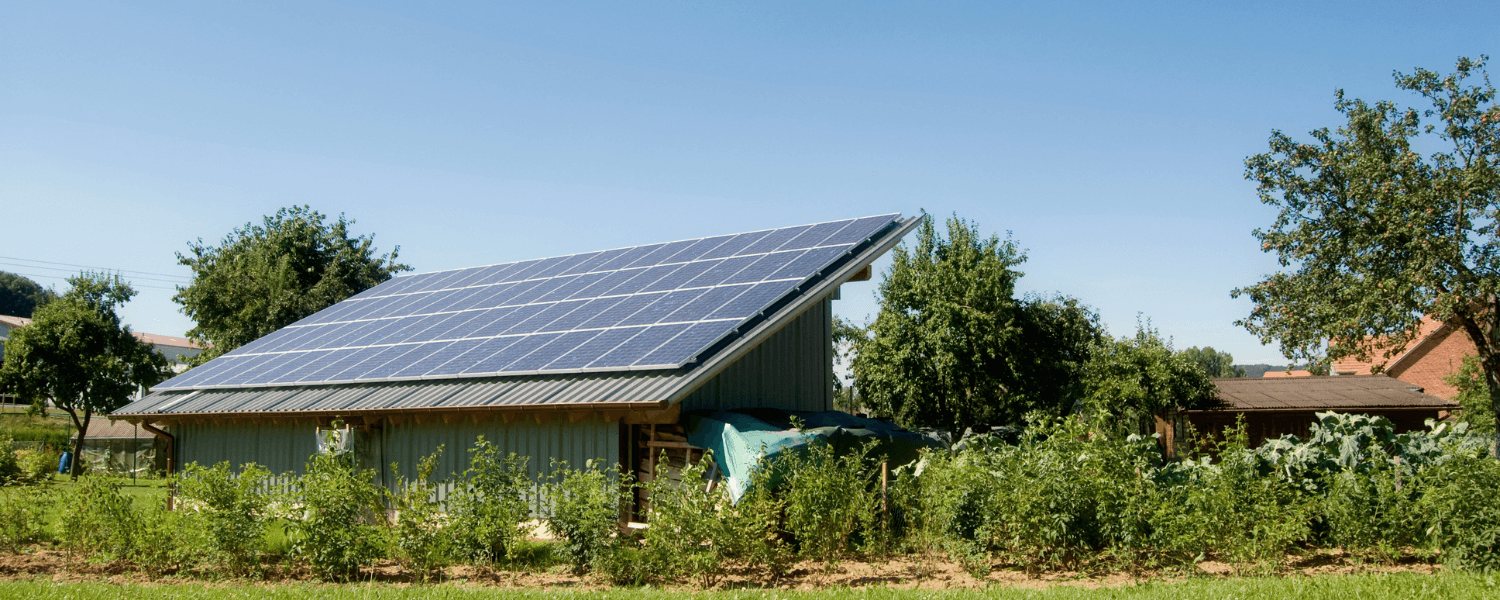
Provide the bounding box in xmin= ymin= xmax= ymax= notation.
xmin=174 ymin=422 xmax=318 ymax=475
xmin=379 ymin=418 xmax=618 ymax=483
xmin=680 ymin=296 xmax=833 ymax=412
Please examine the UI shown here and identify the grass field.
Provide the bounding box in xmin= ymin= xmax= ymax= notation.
xmin=0 ymin=572 xmax=1494 ymax=599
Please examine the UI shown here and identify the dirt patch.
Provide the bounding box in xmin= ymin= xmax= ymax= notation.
xmin=0 ymin=545 xmax=1444 ymax=590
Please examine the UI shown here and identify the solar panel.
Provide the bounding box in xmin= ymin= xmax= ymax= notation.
xmin=157 ymin=214 xmax=898 ymax=389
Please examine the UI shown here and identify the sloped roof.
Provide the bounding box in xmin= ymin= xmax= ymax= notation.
xmin=1330 ymin=316 xmax=1449 ymax=376
xmin=1 ymin=313 xmax=199 ymax=349
xmin=115 ymin=215 xmax=921 ymax=420
xmin=0 ymin=314 xmax=31 ymax=329
xmin=1206 ymin=374 xmax=1457 ymax=412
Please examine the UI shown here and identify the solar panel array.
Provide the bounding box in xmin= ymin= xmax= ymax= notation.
xmin=158 ymin=214 xmax=898 ymax=390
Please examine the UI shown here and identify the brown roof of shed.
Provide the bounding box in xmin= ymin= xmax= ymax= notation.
xmin=1206 ymin=374 xmax=1457 ymax=412
xmin=73 ymin=419 xmax=155 ymax=440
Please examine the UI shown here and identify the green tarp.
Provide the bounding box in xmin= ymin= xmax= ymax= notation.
xmin=684 ymin=409 xmax=944 ymax=502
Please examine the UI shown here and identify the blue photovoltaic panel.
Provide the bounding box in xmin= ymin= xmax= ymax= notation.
xmin=156 ymin=214 xmax=898 ymax=389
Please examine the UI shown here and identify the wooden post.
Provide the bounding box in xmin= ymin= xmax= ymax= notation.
xmin=881 ymin=461 xmax=889 ymax=517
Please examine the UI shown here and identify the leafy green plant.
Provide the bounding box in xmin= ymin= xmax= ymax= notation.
xmin=447 ymin=436 xmax=532 ymax=566
xmin=542 ymin=458 xmax=625 ymax=575
xmin=636 ymin=451 xmax=740 ymax=586
xmin=0 ymin=485 xmax=51 ymax=552
xmin=389 ymin=447 xmax=450 ymax=578
xmin=781 ymin=438 xmax=879 ymax=567
xmin=13 ymin=448 xmax=59 ymax=485
xmin=176 ymin=461 xmax=273 ymax=575
xmin=285 ymin=451 xmax=387 ymax=580
xmin=58 ymin=475 xmax=140 ymax=561
xmin=132 ymin=498 xmax=206 ymax=579
xmin=1417 ymin=451 xmax=1500 ymax=572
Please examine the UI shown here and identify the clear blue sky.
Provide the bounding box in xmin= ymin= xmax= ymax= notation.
xmin=2 ymin=1 xmax=1495 ymax=364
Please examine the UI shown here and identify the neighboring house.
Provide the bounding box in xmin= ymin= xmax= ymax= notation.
xmin=0 ymin=313 xmax=204 ymax=369
xmin=111 ymin=215 xmax=920 ymax=509
xmin=1262 ymin=370 xmax=1313 ymax=378
xmin=1161 ymin=375 xmax=1457 ymax=452
xmin=1330 ymin=316 xmax=1475 ymax=400
xmin=134 ymin=331 xmax=206 ymax=373
xmin=0 ymin=314 xmax=23 ymax=405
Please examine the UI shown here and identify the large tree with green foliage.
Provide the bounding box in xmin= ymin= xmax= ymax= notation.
xmin=1233 ymin=57 xmax=1500 ymax=454
xmin=851 ymin=214 xmax=1104 ymax=434
xmin=1083 ymin=322 xmax=1220 ymax=434
xmin=174 ymin=206 xmax=410 ymax=363
xmin=1176 ymin=346 xmax=1246 ymax=378
xmin=0 ymin=273 xmax=172 ymax=478
xmin=0 ymin=272 xmax=55 ymax=319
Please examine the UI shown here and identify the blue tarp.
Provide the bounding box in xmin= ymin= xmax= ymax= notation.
xmin=684 ymin=409 xmax=944 ymax=502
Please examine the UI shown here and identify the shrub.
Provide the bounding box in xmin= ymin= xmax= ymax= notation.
xmin=448 ymin=436 xmax=532 ymax=566
xmin=1169 ymin=427 xmax=1314 ymax=569
xmin=1418 ymin=452 xmax=1500 ymax=572
xmin=0 ymin=485 xmax=52 ymax=552
xmin=638 ymin=451 xmax=732 ymax=586
xmin=390 ymin=447 xmax=450 ymax=578
xmin=286 ymin=451 xmax=387 ymax=580
xmin=0 ymin=435 xmax=18 ymax=482
xmin=14 ymin=448 xmax=59 ymax=485
xmin=781 ymin=438 xmax=880 ymax=566
xmin=58 ymin=475 xmax=139 ymax=561
xmin=176 ymin=461 xmax=273 ymax=575
xmin=132 ymin=498 xmax=206 ymax=578
xmin=542 ymin=458 xmax=625 ymax=575
xmin=1321 ymin=463 xmax=1420 ymax=560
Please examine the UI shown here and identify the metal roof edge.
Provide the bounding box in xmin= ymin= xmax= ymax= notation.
xmin=659 ymin=215 xmax=924 ymax=405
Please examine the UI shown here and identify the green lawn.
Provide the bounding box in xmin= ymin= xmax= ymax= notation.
xmin=0 ymin=573 xmax=1495 ymax=599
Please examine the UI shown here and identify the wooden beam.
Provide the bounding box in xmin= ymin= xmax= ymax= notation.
xmin=501 ymin=411 xmax=521 ymax=424
xmin=470 ymin=412 xmax=491 ymax=425
xmin=442 ymin=413 xmax=463 ymax=425
xmin=533 ymin=411 xmax=554 ymax=425
xmin=599 ymin=410 xmax=626 ymax=423
xmin=387 ymin=414 xmax=407 ymax=426
xmin=622 ymin=404 xmax=680 ymax=425
xmin=567 ymin=411 xmax=592 ymax=424
xmin=413 ymin=414 xmax=429 ymax=425
xmin=847 ymin=264 xmax=873 ymax=282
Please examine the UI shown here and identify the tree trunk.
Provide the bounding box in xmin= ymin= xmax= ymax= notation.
xmin=67 ymin=410 xmax=90 ymax=481
xmin=1489 ymin=364 xmax=1500 ymax=459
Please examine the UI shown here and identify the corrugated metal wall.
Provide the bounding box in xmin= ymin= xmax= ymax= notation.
xmin=379 ymin=418 xmax=619 ymax=511
xmin=174 ymin=418 xmax=618 ymax=513
xmin=680 ymin=296 xmax=833 ymax=412
xmin=174 ymin=422 xmax=319 ymax=476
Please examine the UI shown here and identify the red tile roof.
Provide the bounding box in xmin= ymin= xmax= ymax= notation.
xmin=0 ymin=313 xmax=200 ymax=349
xmin=0 ymin=314 xmax=32 ymax=328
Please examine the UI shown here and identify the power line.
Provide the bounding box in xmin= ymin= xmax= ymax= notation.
xmin=0 ymin=256 xmax=190 ymax=281
xmin=6 ymin=271 xmax=181 ymax=292
xmin=0 ymin=262 xmax=188 ymax=285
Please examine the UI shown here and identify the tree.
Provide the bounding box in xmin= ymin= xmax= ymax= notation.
xmin=1082 ymin=321 xmax=1219 ymax=434
xmin=174 ymin=206 xmax=411 ymax=363
xmin=851 ymin=213 xmax=1104 ymax=434
xmin=1176 ymin=346 xmax=1246 ymax=378
xmin=0 ymin=273 xmax=172 ymax=478
xmin=1446 ymin=355 xmax=1494 ymax=434
xmin=831 ymin=316 xmax=865 ymax=413
xmin=0 ymin=272 xmax=55 ymax=318
xmin=1233 ymin=57 xmax=1500 ymax=454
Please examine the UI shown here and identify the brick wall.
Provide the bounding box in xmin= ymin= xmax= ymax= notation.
xmin=1388 ymin=326 xmax=1474 ymax=400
